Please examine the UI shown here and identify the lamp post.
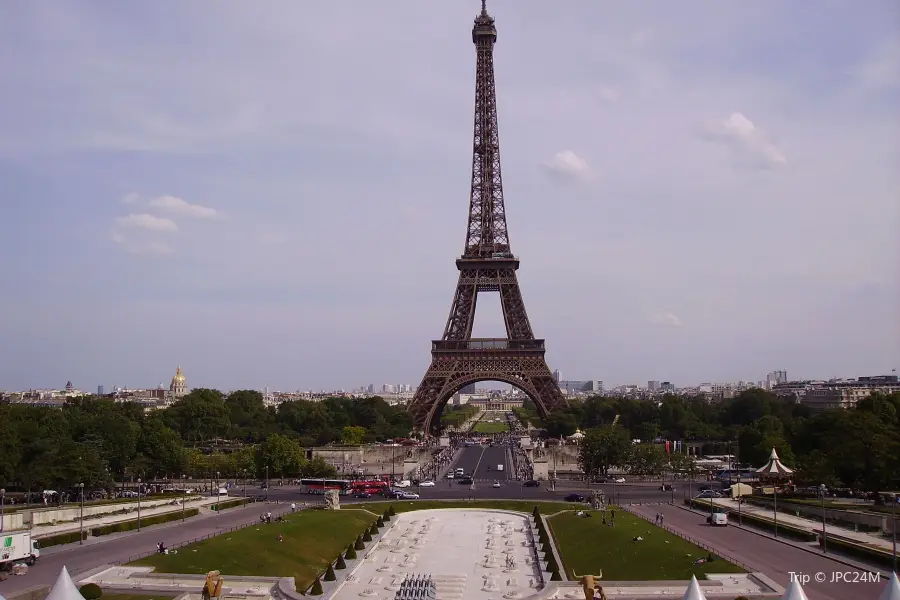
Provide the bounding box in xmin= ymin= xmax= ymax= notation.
xmin=182 ymin=474 xmax=186 ymax=522
xmin=265 ymin=464 xmax=269 ymax=501
xmin=772 ymin=485 xmax=778 ymax=539
xmin=892 ymin=514 xmax=896 ymax=574
xmin=78 ymin=483 xmax=85 ymax=544
xmin=216 ymin=471 xmax=220 ymax=514
xmin=819 ymin=484 xmax=827 ymax=553
xmin=137 ymin=478 xmax=142 ymax=531
xmin=0 ymin=488 xmax=5 ymax=534
xmin=242 ymin=469 xmax=247 ymax=499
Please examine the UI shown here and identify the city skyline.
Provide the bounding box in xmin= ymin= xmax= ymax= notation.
xmin=1 ymin=1 xmax=898 ymax=392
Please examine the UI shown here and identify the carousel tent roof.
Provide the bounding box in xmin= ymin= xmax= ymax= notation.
xmin=756 ymin=447 xmax=794 ymax=475
xmin=780 ymin=577 xmax=810 ymax=600
xmin=45 ymin=566 xmax=84 ymax=600
xmin=568 ymin=429 xmax=584 ymax=439
xmin=880 ymin=572 xmax=900 ymax=600
xmin=682 ymin=575 xmax=708 ymax=600
xmin=0 ymin=591 xmax=7 ymax=600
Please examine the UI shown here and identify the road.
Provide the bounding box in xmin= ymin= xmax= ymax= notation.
xmin=0 ymin=503 xmax=291 ymax=596
xmin=631 ymin=504 xmax=883 ymax=600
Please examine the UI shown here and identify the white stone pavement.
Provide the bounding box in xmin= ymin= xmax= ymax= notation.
xmin=704 ymin=497 xmax=895 ymax=552
xmin=30 ymin=496 xmax=228 ymax=539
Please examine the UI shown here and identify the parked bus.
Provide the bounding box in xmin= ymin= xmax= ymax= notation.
xmin=300 ymin=479 xmax=353 ymax=495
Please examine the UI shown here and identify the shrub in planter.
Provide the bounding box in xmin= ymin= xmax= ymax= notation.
xmin=345 ymin=544 xmax=357 ymax=560
xmin=79 ymin=583 xmax=102 ymax=600
xmin=376 ymin=517 xmax=384 ymax=527
xmin=387 ymin=505 xmax=396 ymax=516
xmin=363 ymin=529 xmax=372 ymax=542
xmin=354 ymin=536 xmax=365 ymax=550
xmin=335 ymin=554 xmax=347 ymax=569
xmin=324 ymin=564 xmax=336 ymax=581
xmin=383 ymin=511 xmax=391 ymax=522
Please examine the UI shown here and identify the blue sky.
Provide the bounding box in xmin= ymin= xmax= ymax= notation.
xmin=1 ymin=0 xmax=898 ymax=392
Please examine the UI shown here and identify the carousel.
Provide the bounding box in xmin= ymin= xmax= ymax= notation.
xmin=755 ymin=447 xmax=794 ymax=490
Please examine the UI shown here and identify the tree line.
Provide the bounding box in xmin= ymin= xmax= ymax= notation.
xmin=0 ymin=389 xmax=414 ymax=492
xmin=525 ymin=389 xmax=900 ymax=492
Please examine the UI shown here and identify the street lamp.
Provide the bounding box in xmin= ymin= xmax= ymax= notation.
xmin=216 ymin=471 xmax=220 ymax=514
xmin=136 ymin=478 xmax=142 ymax=531
xmin=265 ymin=464 xmax=269 ymax=501
xmin=78 ymin=484 xmax=85 ymax=544
xmin=0 ymin=488 xmax=5 ymax=534
xmin=819 ymin=484 xmax=827 ymax=553
xmin=181 ymin=475 xmax=187 ymax=522
xmin=772 ymin=485 xmax=778 ymax=539
xmin=242 ymin=469 xmax=247 ymax=499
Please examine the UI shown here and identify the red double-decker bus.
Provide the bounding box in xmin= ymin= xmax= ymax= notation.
xmin=300 ymin=479 xmax=353 ymax=495
xmin=350 ymin=480 xmax=389 ymax=495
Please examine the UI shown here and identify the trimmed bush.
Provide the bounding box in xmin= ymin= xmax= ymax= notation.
xmin=387 ymin=505 xmax=396 ymax=516
xmin=550 ymin=570 xmax=562 ymax=581
xmin=37 ymin=530 xmax=88 ymax=548
xmin=79 ymin=583 xmax=102 ymax=600
xmin=335 ymin=554 xmax=347 ymax=569
xmin=371 ymin=520 xmax=379 ymax=531
xmin=324 ymin=564 xmax=336 ymax=581
xmin=363 ymin=529 xmax=372 ymax=542
xmin=309 ymin=576 xmax=323 ymax=595
xmin=354 ymin=536 xmax=365 ymax=550
xmin=345 ymin=543 xmax=357 ymax=560
xmin=532 ymin=506 xmax=540 ymax=519
xmin=383 ymin=511 xmax=391 ymax=522
xmin=735 ymin=597 xmax=750 ymax=600
xmin=376 ymin=516 xmax=384 ymax=527
xmin=817 ymin=535 xmax=893 ymax=568
xmin=210 ymin=498 xmax=248 ymax=512
xmin=91 ymin=508 xmax=200 ymax=536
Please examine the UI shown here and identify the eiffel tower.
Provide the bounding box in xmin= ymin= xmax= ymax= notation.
xmin=408 ymin=1 xmax=567 ymax=434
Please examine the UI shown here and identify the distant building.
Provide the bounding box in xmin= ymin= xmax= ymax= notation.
xmin=169 ymin=366 xmax=188 ymax=399
xmin=97 ymin=385 xmax=105 ymax=396
xmin=648 ymin=380 xmax=660 ymax=392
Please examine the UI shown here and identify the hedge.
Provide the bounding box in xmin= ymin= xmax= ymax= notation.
xmin=37 ymin=530 xmax=88 ymax=548
xmin=91 ymin=508 xmax=200 ymax=536
xmin=686 ymin=499 xmax=817 ymax=542
xmin=209 ymin=498 xmax=249 ymax=512
xmin=78 ymin=584 xmax=102 ymax=600
xmin=817 ymin=535 xmax=894 ymax=569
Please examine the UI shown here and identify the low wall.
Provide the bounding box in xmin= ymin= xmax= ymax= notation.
xmin=21 ymin=497 xmax=200 ymax=526
xmin=310 ymin=446 xmax=434 ymax=477
xmin=1 ymin=511 xmax=26 ymax=530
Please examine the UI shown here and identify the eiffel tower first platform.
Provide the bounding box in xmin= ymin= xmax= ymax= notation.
xmin=408 ymin=1 xmax=568 ymax=435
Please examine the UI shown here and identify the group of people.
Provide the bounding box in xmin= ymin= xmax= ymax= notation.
xmin=156 ymin=541 xmax=169 ymax=554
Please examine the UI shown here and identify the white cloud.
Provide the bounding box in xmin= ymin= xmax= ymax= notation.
xmin=853 ymin=36 xmax=900 ymax=91
xmin=544 ymin=150 xmax=596 ymax=183
xmin=121 ymin=192 xmax=139 ymax=204
xmin=148 ymin=195 xmax=218 ymax=220
xmin=114 ymin=213 xmax=178 ymax=232
xmin=649 ymin=312 xmax=684 ymax=327
xmin=595 ymin=86 xmax=621 ymax=104
xmin=696 ymin=112 xmax=787 ymax=170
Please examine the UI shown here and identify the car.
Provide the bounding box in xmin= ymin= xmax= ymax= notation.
xmin=493 ymin=481 xmax=501 ymax=488
xmin=523 ymin=480 xmax=540 ymax=488
xmin=419 ymin=481 xmax=435 ymax=487
xmin=694 ymin=490 xmax=720 ymax=499
xmin=458 ymin=477 xmax=473 ymax=485
xmin=400 ymin=492 xmax=420 ymax=500
xmin=353 ymin=492 xmax=371 ymax=498
xmin=445 ymin=472 xmax=455 ymax=479
xmin=395 ymin=480 xmax=412 ymax=488
xmin=564 ymin=493 xmax=585 ymax=503
xmin=613 ymin=477 xmax=626 ymax=484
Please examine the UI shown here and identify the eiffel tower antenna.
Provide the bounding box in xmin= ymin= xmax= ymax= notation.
xmin=408 ymin=2 xmax=567 ymax=435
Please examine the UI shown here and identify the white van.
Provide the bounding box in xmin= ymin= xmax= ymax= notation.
xmin=707 ymin=512 xmax=728 ymax=526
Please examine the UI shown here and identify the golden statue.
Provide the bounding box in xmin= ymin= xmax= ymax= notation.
xmin=202 ymin=570 xmax=224 ymax=600
xmin=580 ymin=572 xmax=604 ymax=600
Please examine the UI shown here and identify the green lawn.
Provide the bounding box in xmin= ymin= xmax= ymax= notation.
xmin=472 ymin=421 xmax=509 ymax=433
xmin=549 ymin=510 xmax=745 ymax=580
xmin=131 ymin=510 xmax=374 ymax=591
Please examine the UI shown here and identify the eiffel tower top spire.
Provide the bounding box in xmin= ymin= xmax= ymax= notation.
xmin=464 ymin=0 xmax=507 ymax=259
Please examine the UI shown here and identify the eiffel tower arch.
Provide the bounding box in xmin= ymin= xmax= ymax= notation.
xmin=408 ymin=1 xmax=567 ymax=435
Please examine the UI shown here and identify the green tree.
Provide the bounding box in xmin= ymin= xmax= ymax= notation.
xmin=623 ymin=444 xmax=666 ymax=477
xmin=578 ymin=425 xmax=631 ymax=478
xmin=341 ymin=426 xmax=367 ymax=446
xmin=259 ymin=433 xmax=303 ymax=477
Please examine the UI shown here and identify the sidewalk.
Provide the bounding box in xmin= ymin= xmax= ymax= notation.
xmin=31 ymin=496 xmax=224 ymax=539
xmin=705 ymin=497 xmax=895 ymax=553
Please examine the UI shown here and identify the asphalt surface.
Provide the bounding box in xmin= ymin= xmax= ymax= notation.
xmin=0 ymin=503 xmax=291 ymax=595
xmin=631 ymin=504 xmax=884 ymax=600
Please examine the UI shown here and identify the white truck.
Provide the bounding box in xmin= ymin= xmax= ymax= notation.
xmin=0 ymin=531 xmax=40 ymax=578
xmin=496 ymin=464 xmax=504 ymax=472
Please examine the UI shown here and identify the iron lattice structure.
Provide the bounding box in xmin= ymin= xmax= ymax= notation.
xmin=408 ymin=1 xmax=567 ymax=434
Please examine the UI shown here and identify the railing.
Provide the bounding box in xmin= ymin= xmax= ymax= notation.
xmin=432 ymin=338 xmax=545 ymax=352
